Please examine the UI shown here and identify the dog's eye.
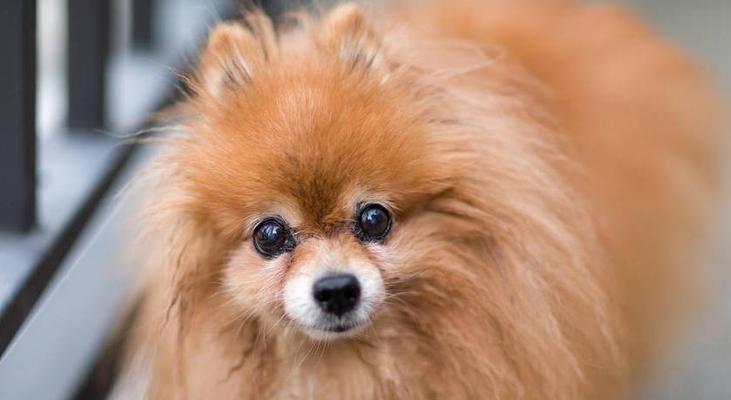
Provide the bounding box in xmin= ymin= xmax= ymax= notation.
xmin=253 ymin=218 xmax=294 ymax=257
xmin=355 ymin=204 xmax=392 ymax=242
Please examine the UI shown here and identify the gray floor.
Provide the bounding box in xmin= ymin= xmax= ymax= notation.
xmin=621 ymin=1 xmax=731 ymax=399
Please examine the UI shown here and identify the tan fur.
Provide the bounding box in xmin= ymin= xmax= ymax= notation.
xmin=121 ymin=1 xmax=724 ymax=399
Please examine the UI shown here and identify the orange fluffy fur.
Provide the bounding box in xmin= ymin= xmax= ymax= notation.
xmin=120 ymin=1 xmax=724 ymax=399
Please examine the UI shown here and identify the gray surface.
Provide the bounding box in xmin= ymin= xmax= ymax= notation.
xmin=622 ymin=1 xmax=731 ymax=399
xmin=0 ymin=133 xmax=120 ymax=317
xmin=0 ymin=150 xmax=146 ymax=400
xmin=623 ymin=0 xmax=731 ymax=94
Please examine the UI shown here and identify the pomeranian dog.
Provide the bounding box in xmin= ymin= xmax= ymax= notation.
xmin=114 ymin=1 xmax=724 ymax=399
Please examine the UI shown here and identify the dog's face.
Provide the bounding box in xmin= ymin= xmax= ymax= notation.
xmin=230 ymin=198 xmax=398 ymax=340
xmin=171 ymin=7 xmax=452 ymax=341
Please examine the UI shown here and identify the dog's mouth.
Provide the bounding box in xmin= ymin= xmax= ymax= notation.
xmin=292 ymin=319 xmax=367 ymax=340
xmin=322 ymin=322 xmax=360 ymax=333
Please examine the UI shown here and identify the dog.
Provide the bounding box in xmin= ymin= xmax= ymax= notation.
xmin=114 ymin=1 xmax=724 ymax=398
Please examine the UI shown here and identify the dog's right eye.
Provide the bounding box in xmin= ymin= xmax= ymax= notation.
xmin=253 ymin=218 xmax=294 ymax=257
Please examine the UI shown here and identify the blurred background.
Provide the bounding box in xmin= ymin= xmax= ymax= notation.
xmin=0 ymin=0 xmax=728 ymax=399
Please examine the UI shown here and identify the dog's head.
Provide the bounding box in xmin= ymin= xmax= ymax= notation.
xmin=161 ymin=5 xmax=455 ymax=341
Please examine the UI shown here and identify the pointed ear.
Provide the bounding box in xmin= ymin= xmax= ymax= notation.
xmin=196 ymin=13 xmax=275 ymax=97
xmin=319 ymin=3 xmax=387 ymax=71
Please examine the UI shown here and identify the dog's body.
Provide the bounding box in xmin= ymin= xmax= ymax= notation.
xmin=118 ymin=1 xmax=723 ymax=399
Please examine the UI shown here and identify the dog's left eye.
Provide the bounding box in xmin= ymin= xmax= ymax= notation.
xmin=253 ymin=218 xmax=294 ymax=257
xmin=355 ymin=204 xmax=392 ymax=242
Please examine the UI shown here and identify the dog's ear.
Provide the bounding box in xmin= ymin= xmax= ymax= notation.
xmin=196 ymin=12 xmax=276 ymax=97
xmin=319 ymin=3 xmax=388 ymax=72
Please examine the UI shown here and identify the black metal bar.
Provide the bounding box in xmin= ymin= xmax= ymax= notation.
xmin=132 ymin=0 xmax=154 ymax=48
xmin=261 ymin=0 xmax=299 ymax=24
xmin=67 ymin=0 xmax=110 ymax=129
xmin=0 ymin=0 xmax=37 ymax=232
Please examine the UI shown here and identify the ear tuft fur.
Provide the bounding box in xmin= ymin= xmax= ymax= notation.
xmin=320 ymin=3 xmax=386 ymax=71
xmin=197 ymin=23 xmax=253 ymax=97
xmin=196 ymin=11 xmax=277 ymax=97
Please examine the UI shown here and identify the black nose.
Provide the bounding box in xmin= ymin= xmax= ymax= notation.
xmin=313 ymin=274 xmax=361 ymax=317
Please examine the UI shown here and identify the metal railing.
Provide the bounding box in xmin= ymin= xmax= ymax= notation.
xmin=0 ymin=2 xmax=278 ymax=398
xmin=0 ymin=1 xmax=37 ymax=233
